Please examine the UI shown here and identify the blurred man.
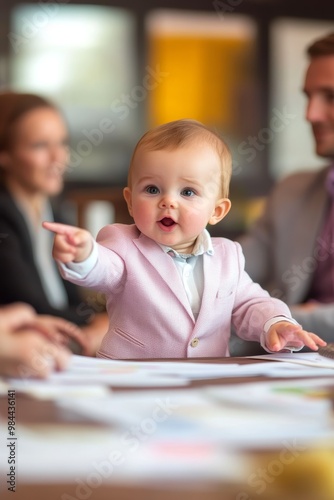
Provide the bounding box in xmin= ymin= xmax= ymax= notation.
xmin=239 ymin=32 xmax=334 ymax=349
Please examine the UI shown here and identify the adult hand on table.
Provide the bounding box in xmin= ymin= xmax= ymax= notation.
xmin=0 ymin=303 xmax=72 ymax=378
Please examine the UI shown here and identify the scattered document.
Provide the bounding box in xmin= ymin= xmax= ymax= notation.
xmin=205 ymin=378 xmax=334 ymax=418
xmin=0 ymin=422 xmax=249 ymax=485
xmin=3 ymin=355 xmax=286 ymax=394
xmin=248 ymin=351 xmax=334 ymax=368
xmin=5 ymin=353 xmax=334 ymax=400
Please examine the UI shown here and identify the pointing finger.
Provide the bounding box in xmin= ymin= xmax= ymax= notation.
xmin=42 ymin=221 xmax=78 ymax=237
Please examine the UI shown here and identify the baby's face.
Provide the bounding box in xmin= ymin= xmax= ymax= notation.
xmin=124 ymin=143 xmax=228 ymax=254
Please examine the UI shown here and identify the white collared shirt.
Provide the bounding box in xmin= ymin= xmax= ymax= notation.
xmin=158 ymin=229 xmax=213 ymax=320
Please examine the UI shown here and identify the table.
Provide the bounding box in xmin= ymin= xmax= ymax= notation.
xmin=1 ymin=356 xmax=334 ymax=500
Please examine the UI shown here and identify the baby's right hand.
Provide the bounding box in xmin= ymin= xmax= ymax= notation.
xmin=42 ymin=221 xmax=93 ymax=263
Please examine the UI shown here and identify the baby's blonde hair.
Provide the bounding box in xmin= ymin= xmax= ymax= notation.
xmin=128 ymin=119 xmax=232 ymax=198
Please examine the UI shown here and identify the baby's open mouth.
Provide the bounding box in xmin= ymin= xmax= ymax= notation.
xmin=160 ymin=217 xmax=175 ymax=227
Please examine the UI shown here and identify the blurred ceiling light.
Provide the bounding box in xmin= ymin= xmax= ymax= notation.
xmin=146 ymin=9 xmax=256 ymax=38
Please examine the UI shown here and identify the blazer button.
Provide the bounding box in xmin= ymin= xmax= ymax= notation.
xmin=190 ymin=338 xmax=199 ymax=348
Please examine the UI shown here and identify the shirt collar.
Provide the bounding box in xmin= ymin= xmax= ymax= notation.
xmin=159 ymin=228 xmax=213 ymax=258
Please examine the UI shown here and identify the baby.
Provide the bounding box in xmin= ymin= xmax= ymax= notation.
xmin=44 ymin=119 xmax=326 ymax=359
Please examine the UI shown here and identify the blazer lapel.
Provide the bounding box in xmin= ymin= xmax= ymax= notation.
xmin=133 ymin=233 xmax=194 ymax=320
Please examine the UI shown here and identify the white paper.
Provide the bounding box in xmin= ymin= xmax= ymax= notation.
xmin=247 ymin=351 xmax=334 ymax=368
xmin=205 ymin=378 xmax=334 ymax=418
xmin=0 ymin=423 xmax=248 ymax=484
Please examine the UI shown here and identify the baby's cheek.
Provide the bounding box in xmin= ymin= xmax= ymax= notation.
xmin=185 ymin=202 xmax=209 ymax=217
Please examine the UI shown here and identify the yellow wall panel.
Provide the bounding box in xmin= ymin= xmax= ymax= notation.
xmin=148 ymin=34 xmax=254 ymax=132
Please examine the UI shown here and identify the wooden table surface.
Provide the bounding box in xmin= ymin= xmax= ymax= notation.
xmin=1 ymin=356 xmax=334 ymax=500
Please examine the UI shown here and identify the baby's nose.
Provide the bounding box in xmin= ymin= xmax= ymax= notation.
xmin=159 ymin=195 xmax=177 ymax=208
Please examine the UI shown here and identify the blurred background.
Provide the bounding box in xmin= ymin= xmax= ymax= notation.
xmin=1 ymin=0 xmax=333 ymax=237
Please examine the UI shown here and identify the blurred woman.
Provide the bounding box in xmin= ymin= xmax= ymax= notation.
xmin=0 ymin=92 xmax=108 ymax=355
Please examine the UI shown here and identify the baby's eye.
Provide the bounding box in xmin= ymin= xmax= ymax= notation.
xmin=181 ymin=188 xmax=195 ymax=197
xmin=145 ymin=185 xmax=160 ymax=194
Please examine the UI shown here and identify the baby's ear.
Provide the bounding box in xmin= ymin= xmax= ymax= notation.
xmin=208 ymin=198 xmax=231 ymax=225
xmin=123 ymin=187 xmax=133 ymax=216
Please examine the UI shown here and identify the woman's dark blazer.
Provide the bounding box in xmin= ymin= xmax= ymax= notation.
xmin=0 ymin=185 xmax=91 ymax=325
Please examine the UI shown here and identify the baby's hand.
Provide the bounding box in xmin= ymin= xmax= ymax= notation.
xmin=42 ymin=222 xmax=93 ymax=263
xmin=266 ymin=321 xmax=327 ymax=352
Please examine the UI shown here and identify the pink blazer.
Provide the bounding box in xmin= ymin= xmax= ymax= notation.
xmin=60 ymin=224 xmax=292 ymax=359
